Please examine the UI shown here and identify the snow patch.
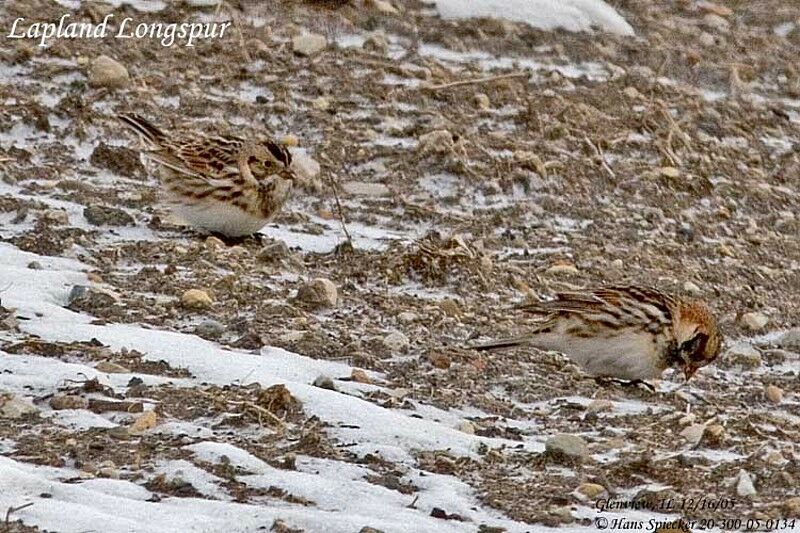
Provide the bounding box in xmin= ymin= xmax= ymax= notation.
xmin=434 ymin=0 xmax=634 ymax=36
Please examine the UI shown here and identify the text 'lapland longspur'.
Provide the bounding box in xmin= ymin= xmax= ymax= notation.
xmin=118 ymin=113 xmax=295 ymax=237
xmin=472 ymin=286 xmax=722 ymax=382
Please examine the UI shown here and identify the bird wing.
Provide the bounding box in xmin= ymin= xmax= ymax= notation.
xmin=516 ymin=286 xmax=675 ymax=330
xmin=170 ymin=136 xmax=245 ymax=177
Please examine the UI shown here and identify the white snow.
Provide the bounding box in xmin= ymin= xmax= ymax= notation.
xmin=418 ymin=43 xmax=609 ymax=81
xmin=0 ymin=244 xmax=549 ymax=532
xmin=186 ymin=441 xmax=271 ymax=474
xmin=434 ymin=0 xmax=635 ymax=36
xmin=50 ymin=409 xmax=120 ymax=430
xmin=153 ymin=459 xmax=230 ymax=500
xmin=0 ymin=452 xmax=576 ymax=533
xmin=262 ymin=217 xmax=426 ymax=253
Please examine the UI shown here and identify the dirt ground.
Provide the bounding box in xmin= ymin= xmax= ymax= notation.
xmin=1 ymin=0 xmax=799 ymax=531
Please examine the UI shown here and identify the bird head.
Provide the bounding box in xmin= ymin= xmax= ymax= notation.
xmin=674 ymin=299 xmax=723 ymax=381
xmin=247 ymin=140 xmax=295 ymax=183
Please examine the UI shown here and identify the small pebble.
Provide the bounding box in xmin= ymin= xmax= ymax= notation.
xmin=427 ymin=352 xmax=451 ymax=369
xmin=342 ymin=181 xmax=391 ymax=197
xmin=194 ymin=319 xmax=225 ymax=339
xmin=129 ymin=410 xmax=158 ymax=434
xmin=295 ymin=278 xmax=338 ymax=309
xmin=313 ymin=375 xmax=337 ymax=390
xmin=366 ymin=0 xmax=398 ymax=14
xmin=736 ymin=469 xmax=757 ymax=498
xmin=683 ymin=281 xmax=702 ymax=296
xmin=95 ymin=361 xmax=130 ymax=374
xmin=181 ymin=289 xmax=213 ymax=310
xmin=576 ymin=483 xmax=606 ymax=498
xmin=417 ymin=130 xmax=454 ymax=154
xmin=88 ymin=55 xmax=129 ymax=88
xmin=311 ymin=96 xmax=331 ymax=111
xmin=765 ymin=385 xmax=783 ymax=404
xmin=680 ymin=424 xmax=705 ymax=446
xmin=474 ymin=92 xmax=490 ymax=110
xmin=740 ymin=312 xmax=768 ymax=331
xmin=456 ymin=421 xmax=476 ymax=434
xmin=660 ymin=166 xmax=681 ymax=179
xmin=383 ymin=331 xmax=410 ymax=353
xmin=544 ymin=434 xmax=590 ymax=463
xmin=350 ymin=369 xmax=371 ymax=384
xmin=49 ymin=394 xmax=89 ymax=410
xmin=703 ymin=424 xmax=725 ymax=446
xmin=397 ymin=311 xmax=417 ymax=324
xmin=546 ymin=262 xmax=579 ymax=275
xmin=438 ymin=299 xmax=461 ymax=317
xmin=292 ymin=33 xmax=327 ymax=56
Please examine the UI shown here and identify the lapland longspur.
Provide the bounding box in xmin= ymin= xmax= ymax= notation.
xmin=473 ymin=286 xmax=722 ymax=382
xmin=118 ymin=113 xmax=295 ymax=237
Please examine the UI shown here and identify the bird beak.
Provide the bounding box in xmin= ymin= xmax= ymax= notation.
xmin=683 ymin=364 xmax=699 ymax=381
xmin=280 ymin=167 xmax=297 ymax=183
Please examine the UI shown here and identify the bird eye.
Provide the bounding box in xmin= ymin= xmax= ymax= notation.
xmin=681 ymin=333 xmax=709 ymax=360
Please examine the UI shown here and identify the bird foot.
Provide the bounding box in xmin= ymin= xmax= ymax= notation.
xmin=208 ymin=232 xmax=265 ymax=247
xmin=594 ymin=377 xmax=656 ymax=392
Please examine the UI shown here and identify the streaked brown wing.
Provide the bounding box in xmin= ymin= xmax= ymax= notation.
xmin=517 ymin=286 xmax=674 ymax=329
xmin=169 ymin=136 xmax=245 ymax=177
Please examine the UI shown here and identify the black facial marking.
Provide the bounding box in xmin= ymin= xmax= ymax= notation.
xmin=681 ymin=333 xmax=709 ymax=361
xmin=265 ymin=141 xmax=291 ymax=166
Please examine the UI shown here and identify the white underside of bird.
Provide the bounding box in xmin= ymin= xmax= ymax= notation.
xmin=168 ymin=196 xmax=270 ymax=237
xmin=522 ymin=318 xmax=669 ymax=380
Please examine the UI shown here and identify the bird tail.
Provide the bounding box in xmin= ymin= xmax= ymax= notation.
xmin=117 ymin=113 xmax=166 ymax=146
xmin=470 ymin=335 xmax=536 ymax=352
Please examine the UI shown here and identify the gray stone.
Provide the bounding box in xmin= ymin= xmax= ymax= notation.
xmin=382 ymin=331 xmax=410 ymax=353
xmin=726 ymin=343 xmax=762 ymax=368
xmin=296 ymin=278 xmax=338 ymax=309
xmin=84 ymin=205 xmax=135 ymax=227
xmin=313 ymin=375 xmax=337 ymax=391
xmin=741 ymin=312 xmax=769 ymax=331
xmin=50 ymin=394 xmax=89 ymax=410
xmin=290 ymin=151 xmax=321 ymax=180
xmin=418 ymin=130 xmax=454 ymax=154
xmin=680 ymin=424 xmax=705 ymax=446
xmin=342 ymin=181 xmax=391 ymax=197
xmin=0 ymin=395 xmax=39 ymax=419
xmin=88 ymin=55 xmax=129 ymax=88
xmin=736 ymin=469 xmax=757 ymax=497
xmin=544 ymin=433 xmax=589 ymax=463
xmin=777 ymin=329 xmax=800 ymax=351
xmin=292 ymin=33 xmax=327 ymax=56
xmin=194 ymin=319 xmax=225 ymax=339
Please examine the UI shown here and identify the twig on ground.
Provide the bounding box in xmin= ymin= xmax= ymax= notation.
xmin=320 ymin=154 xmax=353 ymax=247
xmin=583 ymin=135 xmax=616 ymax=180
xmin=322 ymin=168 xmax=353 ymax=245
xmin=5 ymin=502 xmax=34 ymax=525
xmin=422 ymin=72 xmax=530 ymax=91
xmin=228 ymin=400 xmax=286 ymax=429
xmin=221 ymin=1 xmax=252 ymax=64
